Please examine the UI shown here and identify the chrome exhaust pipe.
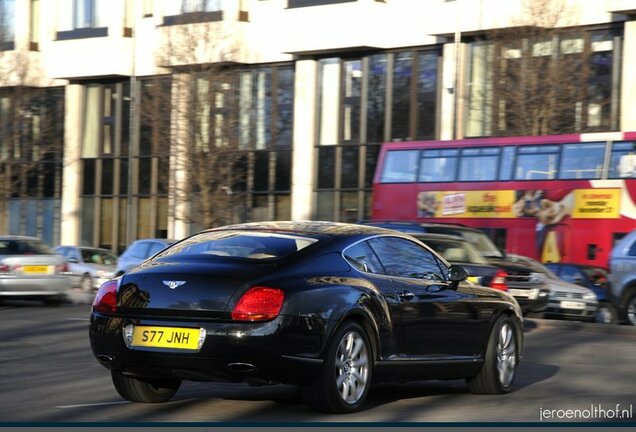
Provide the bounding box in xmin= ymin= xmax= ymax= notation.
xmin=227 ymin=362 xmax=256 ymax=373
xmin=96 ymin=354 xmax=114 ymax=363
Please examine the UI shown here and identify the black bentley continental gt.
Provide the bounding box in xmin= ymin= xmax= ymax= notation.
xmin=89 ymin=221 xmax=523 ymax=413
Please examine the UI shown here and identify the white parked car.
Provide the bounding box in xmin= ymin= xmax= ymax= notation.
xmin=508 ymin=254 xmax=598 ymax=322
xmin=54 ymin=246 xmax=117 ymax=292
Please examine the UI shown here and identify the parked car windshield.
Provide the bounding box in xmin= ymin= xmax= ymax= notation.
xmin=415 ymin=236 xmax=489 ymax=265
xmin=81 ymin=249 xmax=117 ymax=265
xmin=0 ymin=239 xmax=54 ymax=255
xmin=426 ymin=227 xmax=504 ymax=259
xmin=156 ymin=231 xmax=319 ymax=260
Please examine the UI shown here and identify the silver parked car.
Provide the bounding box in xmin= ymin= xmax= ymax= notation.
xmin=508 ymin=254 xmax=599 ymax=322
xmin=609 ymin=230 xmax=636 ymax=325
xmin=54 ymin=246 xmax=117 ymax=292
xmin=116 ymin=239 xmax=176 ymax=276
xmin=0 ymin=236 xmax=70 ymax=304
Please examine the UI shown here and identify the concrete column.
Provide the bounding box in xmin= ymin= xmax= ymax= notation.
xmin=60 ymin=84 xmax=82 ymax=245
xmin=291 ymin=59 xmax=318 ymax=221
xmin=621 ymin=20 xmax=636 ymax=132
xmin=167 ymin=73 xmax=191 ymax=240
xmin=440 ymin=41 xmax=466 ymax=141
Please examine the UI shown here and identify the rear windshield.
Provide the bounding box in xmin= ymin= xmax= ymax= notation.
xmin=156 ymin=231 xmax=319 ymax=261
xmin=81 ymin=249 xmax=117 ymax=265
xmin=419 ymin=238 xmax=489 ymax=265
xmin=0 ymin=239 xmax=54 ymax=255
xmin=425 ymin=227 xmax=504 ymax=259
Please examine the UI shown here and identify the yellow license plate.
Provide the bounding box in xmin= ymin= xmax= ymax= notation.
xmin=131 ymin=326 xmax=202 ymax=350
xmin=467 ymin=276 xmax=481 ymax=284
xmin=22 ymin=265 xmax=51 ymax=275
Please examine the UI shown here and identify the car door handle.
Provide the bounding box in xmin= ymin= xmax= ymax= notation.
xmin=398 ymin=290 xmax=414 ymax=300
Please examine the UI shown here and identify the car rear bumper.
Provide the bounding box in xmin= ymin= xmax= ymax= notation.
xmin=89 ymin=312 xmax=327 ymax=385
xmin=0 ymin=276 xmax=70 ymax=297
xmin=545 ymin=299 xmax=598 ymax=320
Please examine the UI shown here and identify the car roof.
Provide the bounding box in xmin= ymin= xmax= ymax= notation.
xmin=0 ymin=235 xmax=43 ymax=241
xmin=206 ymin=221 xmax=398 ymax=238
xmin=409 ymin=232 xmax=464 ymax=242
xmin=358 ymin=220 xmax=483 ymax=234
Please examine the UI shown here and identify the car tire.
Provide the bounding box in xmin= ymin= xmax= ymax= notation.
xmin=467 ymin=314 xmax=519 ymax=394
xmin=625 ymin=292 xmax=636 ymax=326
xmin=80 ymin=275 xmax=93 ymax=293
xmin=302 ymin=321 xmax=373 ymax=413
xmin=111 ymin=371 xmax=181 ymax=403
xmin=595 ymin=302 xmax=617 ymax=324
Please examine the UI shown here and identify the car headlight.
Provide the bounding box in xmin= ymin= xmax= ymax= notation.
xmin=583 ymin=292 xmax=597 ymax=301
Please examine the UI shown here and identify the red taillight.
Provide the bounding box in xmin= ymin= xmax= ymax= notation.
xmin=0 ymin=264 xmax=13 ymax=274
xmin=56 ymin=263 xmax=69 ymax=274
xmin=231 ymin=286 xmax=285 ymax=322
xmin=92 ymin=279 xmax=119 ymax=314
xmin=490 ymin=269 xmax=509 ymax=291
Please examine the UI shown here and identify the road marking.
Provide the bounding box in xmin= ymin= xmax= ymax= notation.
xmin=57 ymin=401 xmax=130 ymax=409
xmin=67 ymin=317 xmax=90 ymax=321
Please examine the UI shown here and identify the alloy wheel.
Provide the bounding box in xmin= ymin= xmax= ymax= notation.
xmin=496 ymin=322 xmax=517 ymax=388
xmin=335 ymin=331 xmax=369 ymax=405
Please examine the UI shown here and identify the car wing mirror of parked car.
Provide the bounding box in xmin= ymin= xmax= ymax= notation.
xmin=448 ymin=265 xmax=468 ymax=290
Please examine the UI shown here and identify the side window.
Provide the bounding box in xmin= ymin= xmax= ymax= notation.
xmin=368 ymin=237 xmax=446 ymax=280
xmin=147 ymin=242 xmax=167 ymax=257
xmin=559 ymin=266 xmax=585 ymax=285
xmin=343 ymin=241 xmax=384 ymax=274
xmin=127 ymin=242 xmax=151 ymax=259
xmin=628 ymin=240 xmax=636 ymax=257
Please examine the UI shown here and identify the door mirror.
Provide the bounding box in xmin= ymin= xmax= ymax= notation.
xmin=67 ymin=257 xmax=79 ymax=264
xmin=448 ymin=265 xmax=468 ymax=290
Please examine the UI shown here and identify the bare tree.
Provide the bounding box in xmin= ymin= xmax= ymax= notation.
xmin=154 ymin=17 xmax=249 ymax=232
xmin=465 ymin=0 xmax=613 ymax=137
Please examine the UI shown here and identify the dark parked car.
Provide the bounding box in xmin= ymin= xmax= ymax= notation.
xmin=90 ymin=221 xmax=523 ymax=413
xmin=116 ymin=238 xmax=176 ymax=276
xmin=361 ymin=221 xmax=549 ymax=316
xmin=545 ymin=263 xmax=616 ymax=324
xmin=409 ymin=233 xmax=508 ymax=290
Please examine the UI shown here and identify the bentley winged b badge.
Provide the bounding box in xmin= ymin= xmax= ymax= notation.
xmin=163 ymin=280 xmax=186 ymax=290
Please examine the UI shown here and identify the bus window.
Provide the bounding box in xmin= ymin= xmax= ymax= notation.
xmin=459 ymin=147 xmax=499 ymax=181
xmin=559 ymin=143 xmax=605 ymax=179
xmin=499 ymin=146 xmax=515 ymax=180
xmin=380 ymin=150 xmax=419 ymax=183
xmin=418 ymin=149 xmax=458 ymax=182
xmin=515 ymin=145 xmax=560 ymax=180
xmin=609 ymin=141 xmax=636 ymax=178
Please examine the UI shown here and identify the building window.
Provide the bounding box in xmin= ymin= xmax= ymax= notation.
xmin=187 ymin=65 xmax=294 ymax=231
xmin=315 ymin=49 xmax=439 ymax=221
xmin=0 ymin=0 xmax=15 ymax=50
xmin=79 ymin=80 xmax=170 ymax=252
xmin=56 ymin=0 xmax=108 ymax=39
xmin=163 ymin=0 xmax=223 ymax=25
xmin=0 ymin=88 xmax=65 ymax=246
xmin=466 ymin=27 xmax=622 ymax=137
xmin=288 ymin=0 xmax=357 ymax=8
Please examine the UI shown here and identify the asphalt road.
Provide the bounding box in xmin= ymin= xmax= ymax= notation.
xmin=0 ymin=301 xmax=634 ymax=424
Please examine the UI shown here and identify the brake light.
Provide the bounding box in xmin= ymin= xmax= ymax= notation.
xmin=92 ymin=279 xmax=119 ymax=314
xmin=0 ymin=264 xmax=13 ymax=274
xmin=490 ymin=269 xmax=509 ymax=291
xmin=55 ymin=263 xmax=69 ymax=274
xmin=231 ymin=286 xmax=285 ymax=322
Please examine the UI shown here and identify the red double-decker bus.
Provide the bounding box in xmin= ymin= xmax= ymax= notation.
xmin=371 ymin=132 xmax=636 ymax=267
